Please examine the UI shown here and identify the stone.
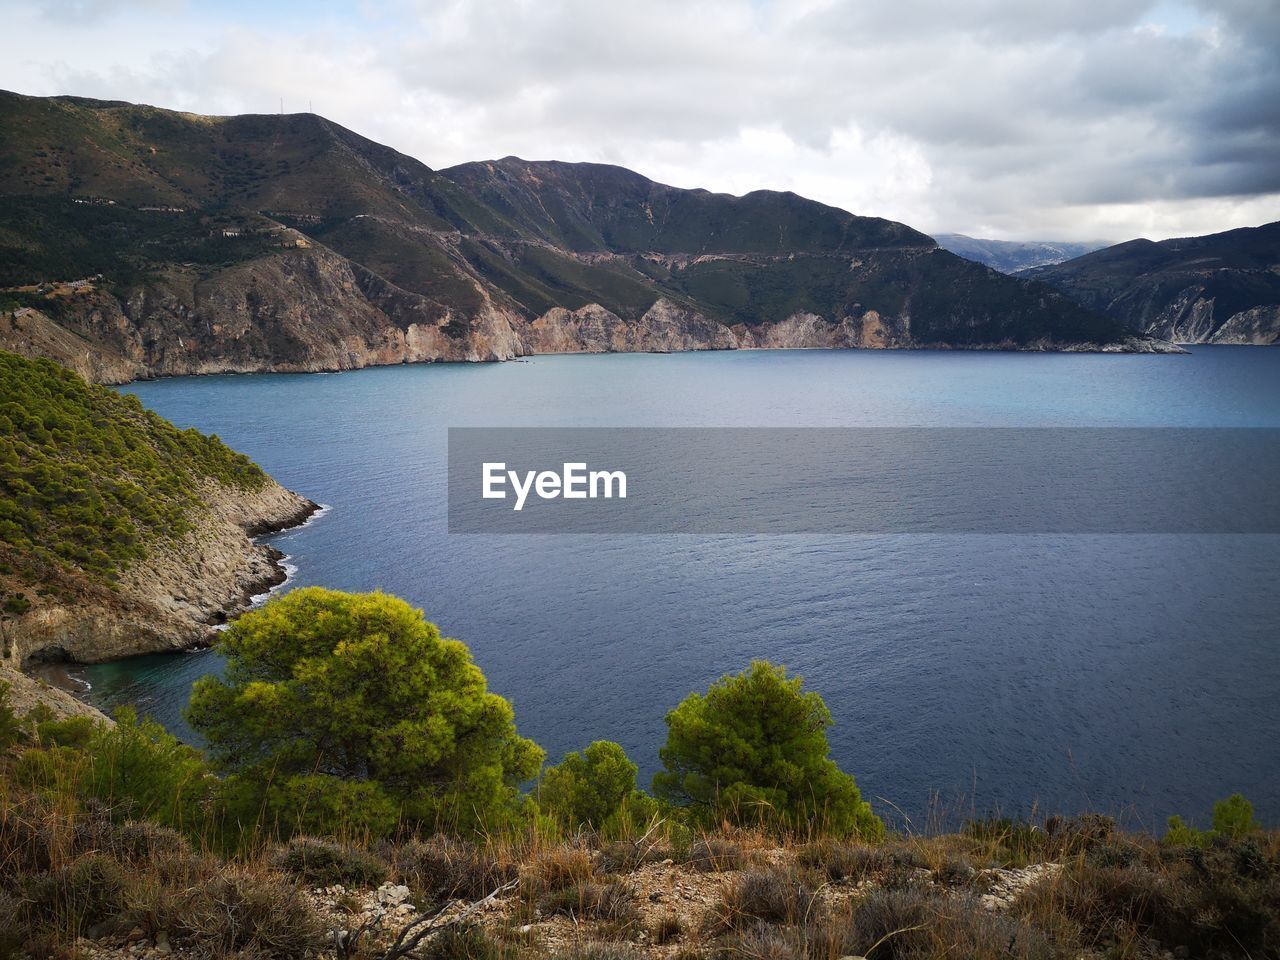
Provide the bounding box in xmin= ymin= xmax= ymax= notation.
xmin=376 ymin=883 xmax=412 ymax=907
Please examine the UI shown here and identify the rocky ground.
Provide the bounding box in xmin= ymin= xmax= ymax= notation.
xmin=57 ymin=847 xmax=1078 ymax=960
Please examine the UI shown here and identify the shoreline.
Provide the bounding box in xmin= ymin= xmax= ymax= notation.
xmin=27 ymin=501 xmax=330 ymax=708
xmin=98 ymin=337 xmax=1191 ymax=386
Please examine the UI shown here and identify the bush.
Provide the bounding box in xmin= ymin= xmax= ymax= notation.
xmin=654 ymin=661 xmax=882 ymax=839
xmin=172 ymin=868 xmax=327 ymax=959
xmin=1164 ymin=793 xmax=1261 ymax=847
xmin=1213 ymin=793 xmax=1261 ymax=839
xmin=709 ymin=867 xmax=821 ymax=930
xmin=848 ymin=887 xmax=1057 ymax=960
xmin=275 ymin=837 xmax=388 ymax=887
xmin=226 ymin=771 xmax=401 ymax=840
xmin=186 ymin=589 xmax=544 ymax=836
xmin=423 ymin=923 xmax=504 ymax=960
xmin=16 ymin=709 xmax=218 ymax=837
xmin=797 ymin=840 xmax=887 ymax=882
xmin=540 ymin=741 xmax=639 ymax=831
xmin=686 ymin=837 xmax=745 ymax=872
xmin=389 ymin=835 xmax=520 ymax=901
xmin=539 ymin=881 xmax=637 ymax=923
xmin=0 ymin=680 xmax=20 ymax=750
xmin=21 ymin=853 xmax=128 ymax=933
xmin=521 ymin=845 xmax=596 ymax=899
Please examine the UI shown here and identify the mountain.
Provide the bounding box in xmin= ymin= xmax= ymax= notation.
xmin=1022 ymin=222 xmax=1280 ymax=344
xmin=0 ymin=350 xmax=315 ymax=713
xmin=0 ymin=91 xmax=1171 ymax=382
xmin=933 ymin=234 xmax=1108 ymax=273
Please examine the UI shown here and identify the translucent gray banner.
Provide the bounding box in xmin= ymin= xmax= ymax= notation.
xmin=447 ymin=428 xmax=1280 ymax=533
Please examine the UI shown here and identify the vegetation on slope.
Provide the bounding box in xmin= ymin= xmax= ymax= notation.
xmin=0 ymin=591 xmax=1274 ymax=959
xmin=0 ymin=350 xmax=265 ymax=584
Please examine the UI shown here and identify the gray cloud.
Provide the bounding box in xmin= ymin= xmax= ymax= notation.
xmin=1 ymin=0 xmax=1277 ymax=240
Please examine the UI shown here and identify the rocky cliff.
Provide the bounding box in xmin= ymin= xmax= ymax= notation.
xmin=0 ymin=89 xmax=1174 ymax=378
xmin=1023 ymin=222 xmax=1280 ymax=344
xmin=0 ymin=351 xmax=318 ymax=720
xmin=2 ymin=481 xmax=315 ymax=670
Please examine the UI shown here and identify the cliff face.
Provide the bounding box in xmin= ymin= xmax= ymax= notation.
xmin=2 ymin=479 xmax=316 ymax=668
xmin=1024 ymin=223 xmax=1280 ymax=344
xmin=0 ymin=351 xmax=319 ymax=698
xmin=0 ymin=89 xmax=1171 ymax=376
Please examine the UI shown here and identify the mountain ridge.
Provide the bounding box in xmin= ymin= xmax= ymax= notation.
xmin=933 ymin=233 xmax=1109 ymax=273
xmin=0 ymin=89 xmax=1176 ymax=381
xmin=1022 ymin=221 xmax=1280 ymax=344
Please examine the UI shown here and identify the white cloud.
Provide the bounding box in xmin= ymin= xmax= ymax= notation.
xmin=0 ymin=0 xmax=1276 ymax=241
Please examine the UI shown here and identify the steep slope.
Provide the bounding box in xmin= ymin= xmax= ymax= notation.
xmin=0 ymin=90 xmax=1167 ymax=380
xmin=1023 ymin=222 xmax=1280 ymax=344
xmin=0 ymin=351 xmax=317 ymax=683
xmin=934 ymin=234 xmax=1107 ymax=273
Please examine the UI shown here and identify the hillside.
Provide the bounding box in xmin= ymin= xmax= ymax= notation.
xmin=933 ymin=234 xmax=1107 ymax=273
xmin=1022 ymin=222 xmax=1280 ymax=344
xmin=0 ymin=90 xmax=1172 ymax=380
xmin=0 ymin=350 xmax=315 ymax=715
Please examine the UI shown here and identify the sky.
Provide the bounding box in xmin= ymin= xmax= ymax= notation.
xmin=2 ymin=0 xmax=1278 ymax=242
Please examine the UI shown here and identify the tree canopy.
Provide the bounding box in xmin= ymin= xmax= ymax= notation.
xmin=186 ymin=588 xmax=543 ymax=835
xmin=540 ymin=740 xmax=642 ymax=830
xmin=653 ymin=660 xmax=882 ymax=839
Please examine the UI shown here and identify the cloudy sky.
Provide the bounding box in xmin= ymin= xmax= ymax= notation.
xmin=2 ymin=0 xmax=1277 ymax=241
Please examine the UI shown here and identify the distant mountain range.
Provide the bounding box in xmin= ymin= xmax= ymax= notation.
xmin=1022 ymin=222 xmax=1280 ymax=344
xmin=933 ymin=234 xmax=1109 ymax=273
xmin=0 ymin=90 xmax=1171 ymax=382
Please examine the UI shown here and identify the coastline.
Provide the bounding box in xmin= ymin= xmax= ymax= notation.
xmin=16 ymin=499 xmax=328 ymax=710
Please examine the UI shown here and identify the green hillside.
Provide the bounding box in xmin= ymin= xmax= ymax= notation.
xmin=0 ymin=350 xmax=266 ymax=584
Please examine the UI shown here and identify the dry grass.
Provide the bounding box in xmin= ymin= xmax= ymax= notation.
xmin=3 ymin=777 xmax=1278 ymax=960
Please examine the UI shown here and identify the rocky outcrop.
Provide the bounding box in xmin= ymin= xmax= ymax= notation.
xmin=0 ymin=662 xmax=109 ymax=722
xmin=1 ymin=479 xmax=317 ymax=669
xmin=1209 ymin=304 xmax=1280 ymax=344
xmin=524 ymin=301 xmax=1179 ymax=356
xmin=0 ymin=307 xmax=143 ymax=384
xmin=527 ymin=299 xmax=737 ymax=354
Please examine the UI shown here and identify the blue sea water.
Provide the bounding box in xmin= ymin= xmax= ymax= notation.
xmin=82 ymin=347 xmax=1280 ymax=830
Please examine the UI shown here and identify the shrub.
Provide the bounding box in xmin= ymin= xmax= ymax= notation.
xmin=0 ymin=680 xmax=20 ymax=750
xmin=187 ymin=589 xmax=544 ymax=837
xmin=389 ymin=835 xmax=520 ymax=901
xmin=654 ymin=661 xmax=882 ymax=839
xmin=540 ymin=741 xmax=639 ymax=831
xmin=35 ymin=714 xmax=96 ymax=750
xmin=849 ymin=887 xmax=1058 ymax=960
xmin=21 ymin=853 xmax=129 ymax=933
xmin=797 ymin=840 xmax=887 ymax=882
xmin=1212 ymin=793 xmax=1261 ymax=838
xmin=109 ymin=820 xmax=194 ymax=866
xmin=172 ymin=868 xmax=327 ymax=959
xmin=16 ymin=709 xmax=217 ymax=836
xmin=709 ymin=867 xmax=821 ymax=930
xmin=686 ymin=837 xmax=745 ymax=872
xmin=1164 ymin=793 xmax=1260 ymax=847
xmin=539 ymin=881 xmax=638 ymax=923
xmin=226 ymin=771 xmax=402 ymax=841
xmin=522 ymin=845 xmax=596 ymax=899
xmin=423 ymin=923 xmax=504 ymax=960
xmin=651 ymin=913 xmax=683 ymax=944
xmin=275 ymin=837 xmax=388 ymax=887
